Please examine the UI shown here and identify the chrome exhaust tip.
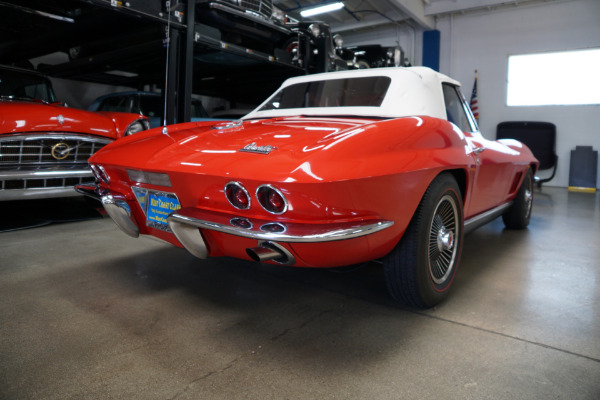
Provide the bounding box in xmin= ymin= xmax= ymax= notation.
xmin=246 ymin=241 xmax=295 ymax=265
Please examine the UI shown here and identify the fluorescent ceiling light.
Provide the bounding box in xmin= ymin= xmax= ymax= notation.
xmin=300 ymin=2 xmax=344 ymax=17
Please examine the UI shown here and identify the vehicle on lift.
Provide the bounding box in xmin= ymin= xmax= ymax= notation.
xmin=89 ymin=91 xmax=212 ymax=128
xmin=195 ymin=0 xmax=346 ymax=73
xmin=198 ymin=0 xmax=283 ymax=25
xmin=0 ymin=65 xmax=149 ymax=201
xmin=345 ymin=45 xmax=406 ymax=69
xmin=78 ymin=67 xmax=538 ymax=308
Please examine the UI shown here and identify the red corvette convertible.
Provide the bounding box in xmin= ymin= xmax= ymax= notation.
xmin=78 ymin=67 xmax=538 ymax=308
xmin=0 ymin=65 xmax=149 ymax=201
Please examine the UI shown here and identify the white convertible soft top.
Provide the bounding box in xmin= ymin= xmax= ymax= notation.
xmin=243 ymin=66 xmax=460 ymax=121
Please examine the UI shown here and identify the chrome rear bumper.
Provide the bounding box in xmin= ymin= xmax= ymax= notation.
xmin=76 ymin=184 xmax=394 ymax=262
xmin=167 ymin=207 xmax=394 ymax=243
xmin=167 ymin=207 xmax=393 ymax=262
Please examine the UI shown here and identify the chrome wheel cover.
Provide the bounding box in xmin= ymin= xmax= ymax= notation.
xmin=428 ymin=194 xmax=459 ymax=285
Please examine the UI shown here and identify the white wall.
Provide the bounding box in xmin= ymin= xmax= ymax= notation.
xmin=436 ymin=0 xmax=600 ymax=188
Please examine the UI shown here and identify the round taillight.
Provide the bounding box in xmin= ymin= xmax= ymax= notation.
xmin=256 ymin=185 xmax=288 ymax=214
xmin=225 ymin=182 xmax=250 ymax=210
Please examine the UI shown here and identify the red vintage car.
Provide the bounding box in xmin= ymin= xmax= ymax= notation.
xmin=0 ymin=65 xmax=149 ymax=201
xmin=78 ymin=67 xmax=538 ymax=308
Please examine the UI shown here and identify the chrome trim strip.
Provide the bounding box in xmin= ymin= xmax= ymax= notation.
xmin=464 ymin=201 xmax=513 ymax=234
xmin=75 ymin=184 xmax=106 ymax=201
xmin=167 ymin=207 xmax=393 ymax=243
xmin=0 ymin=134 xmax=112 ymax=144
xmin=0 ymin=169 xmax=93 ymax=179
xmin=0 ymin=187 xmax=83 ymax=201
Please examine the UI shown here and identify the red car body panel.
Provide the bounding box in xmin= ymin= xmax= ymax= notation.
xmin=0 ymin=101 xmax=140 ymax=139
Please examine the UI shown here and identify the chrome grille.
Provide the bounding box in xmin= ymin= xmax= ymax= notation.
xmin=0 ymin=134 xmax=111 ymax=195
xmin=0 ymin=134 xmax=111 ymax=167
xmin=1 ymin=176 xmax=95 ymax=191
xmin=227 ymin=0 xmax=273 ymax=19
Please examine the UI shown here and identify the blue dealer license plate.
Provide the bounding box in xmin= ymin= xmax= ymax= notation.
xmin=146 ymin=192 xmax=181 ymax=227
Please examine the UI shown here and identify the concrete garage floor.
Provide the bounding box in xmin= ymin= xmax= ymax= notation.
xmin=1 ymin=186 xmax=599 ymax=399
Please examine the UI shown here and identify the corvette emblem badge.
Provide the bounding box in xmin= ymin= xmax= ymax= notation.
xmin=239 ymin=142 xmax=277 ymax=155
xmin=57 ymin=114 xmax=65 ymax=125
xmin=51 ymin=142 xmax=71 ymax=160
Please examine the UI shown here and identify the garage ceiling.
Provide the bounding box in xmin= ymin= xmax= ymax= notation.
xmin=275 ymin=0 xmax=563 ymax=33
xmin=0 ymin=0 xmax=165 ymax=87
xmin=274 ymin=0 xmax=434 ymax=32
xmin=0 ymin=0 xmax=559 ymax=96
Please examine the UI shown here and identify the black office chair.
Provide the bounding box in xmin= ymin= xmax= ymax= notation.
xmin=496 ymin=121 xmax=558 ymax=187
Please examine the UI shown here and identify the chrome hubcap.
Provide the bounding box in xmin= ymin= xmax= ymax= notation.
xmin=428 ymin=194 xmax=459 ymax=285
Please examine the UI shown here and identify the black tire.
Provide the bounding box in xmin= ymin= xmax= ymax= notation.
xmin=383 ymin=173 xmax=463 ymax=308
xmin=502 ymin=168 xmax=534 ymax=229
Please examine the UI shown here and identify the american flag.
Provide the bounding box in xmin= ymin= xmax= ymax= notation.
xmin=470 ymin=71 xmax=479 ymax=122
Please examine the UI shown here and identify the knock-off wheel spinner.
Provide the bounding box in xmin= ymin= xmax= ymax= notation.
xmin=437 ymin=226 xmax=454 ymax=252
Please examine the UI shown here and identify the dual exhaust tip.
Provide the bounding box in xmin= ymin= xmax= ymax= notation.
xmin=246 ymin=241 xmax=296 ymax=265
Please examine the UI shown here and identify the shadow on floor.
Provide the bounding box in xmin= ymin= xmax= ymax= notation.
xmin=0 ymin=197 xmax=103 ymax=233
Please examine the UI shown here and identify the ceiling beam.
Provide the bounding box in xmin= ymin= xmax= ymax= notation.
xmin=388 ymin=0 xmax=435 ymax=30
xmin=422 ymin=0 xmax=555 ymax=16
xmin=331 ymin=16 xmax=409 ymax=33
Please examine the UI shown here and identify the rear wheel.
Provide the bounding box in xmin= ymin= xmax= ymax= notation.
xmin=502 ymin=168 xmax=534 ymax=229
xmin=383 ymin=173 xmax=463 ymax=308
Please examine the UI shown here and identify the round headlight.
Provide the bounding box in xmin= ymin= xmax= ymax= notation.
xmin=333 ymin=34 xmax=343 ymax=48
xmin=125 ymin=119 xmax=150 ymax=135
xmin=272 ymin=6 xmax=285 ymax=24
xmin=308 ymin=23 xmax=321 ymax=37
xmin=256 ymin=185 xmax=288 ymax=214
